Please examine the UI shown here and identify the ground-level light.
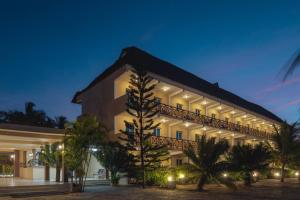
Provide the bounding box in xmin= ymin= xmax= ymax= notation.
xmin=222 ymin=173 xmax=228 ymax=178
xmin=252 ymin=172 xmax=258 ymax=177
xmin=295 ymin=172 xmax=299 ymax=177
xmin=274 ymin=172 xmax=280 ymax=177
xmin=167 ymin=176 xmax=173 ymax=182
xmin=179 ymin=173 xmax=185 ymax=179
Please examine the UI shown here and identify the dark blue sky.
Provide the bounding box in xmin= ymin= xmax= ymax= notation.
xmin=1 ymin=0 xmax=300 ymax=122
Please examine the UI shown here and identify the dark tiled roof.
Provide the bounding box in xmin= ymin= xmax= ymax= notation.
xmin=73 ymin=46 xmax=283 ymax=123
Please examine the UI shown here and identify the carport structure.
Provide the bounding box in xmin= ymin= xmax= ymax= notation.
xmin=0 ymin=123 xmax=64 ymax=183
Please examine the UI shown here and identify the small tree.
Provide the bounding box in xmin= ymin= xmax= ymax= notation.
xmin=120 ymin=67 xmax=169 ymax=188
xmin=271 ymin=121 xmax=299 ymax=182
xmin=228 ymin=143 xmax=271 ymax=186
xmin=64 ymin=116 xmax=105 ymax=192
xmin=39 ymin=142 xmax=63 ymax=182
xmin=184 ymin=135 xmax=235 ymax=191
xmin=94 ymin=141 xmax=133 ymax=185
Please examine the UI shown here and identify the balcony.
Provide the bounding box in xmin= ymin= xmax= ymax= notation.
xmin=155 ymin=103 xmax=273 ymax=140
xmin=150 ymin=135 xmax=197 ymax=151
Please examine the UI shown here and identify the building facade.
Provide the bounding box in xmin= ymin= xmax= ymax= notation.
xmin=73 ymin=47 xmax=282 ymax=166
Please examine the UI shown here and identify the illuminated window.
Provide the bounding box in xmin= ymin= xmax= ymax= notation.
xmin=176 ymin=131 xmax=182 ymax=140
xmin=126 ymin=123 xmax=134 ymax=141
xmin=152 ymin=128 xmax=161 ymax=137
xmin=154 ymin=97 xmax=161 ymax=104
xmin=176 ymin=159 xmax=183 ymax=166
xmin=176 ymin=103 xmax=183 ymax=110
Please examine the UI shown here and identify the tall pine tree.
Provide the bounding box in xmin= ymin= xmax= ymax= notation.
xmin=120 ymin=67 xmax=169 ymax=188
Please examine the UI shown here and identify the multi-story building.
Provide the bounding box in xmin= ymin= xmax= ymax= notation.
xmin=72 ymin=47 xmax=282 ymax=166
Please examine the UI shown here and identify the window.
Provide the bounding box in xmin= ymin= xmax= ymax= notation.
xmin=176 ymin=159 xmax=183 ymax=166
xmin=195 ymin=109 xmax=201 ymax=115
xmin=126 ymin=123 xmax=135 ymax=141
xmin=176 ymin=103 xmax=183 ymax=110
xmin=176 ymin=131 xmax=182 ymax=140
xmin=195 ymin=134 xmax=201 ymax=141
xmin=152 ymin=128 xmax=161 ymax=137
xmin=154 ymin=97 xmax=161 ymax=104
xmin=211 ymin=113 xmax=216 ymax=119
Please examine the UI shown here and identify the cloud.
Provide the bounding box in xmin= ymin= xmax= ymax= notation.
xmin=275 ymin=97 xmax=300 ymax=111
xmin=254 ymin=75 xmax=300 ymax=100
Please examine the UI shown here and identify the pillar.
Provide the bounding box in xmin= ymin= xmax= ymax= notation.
xmin=14 ymin=150 xmax=20 ymax=177
xmin=44 ymin=144 xmax=50 ymax=181
xmin=22 ymin=151 xmax=27 ymax=168
xmin=32 ymin=149 xmax=36 ymax=160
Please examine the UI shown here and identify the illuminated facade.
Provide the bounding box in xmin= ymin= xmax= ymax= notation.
xmin=73 ymin=47 xmax=282 ymax=166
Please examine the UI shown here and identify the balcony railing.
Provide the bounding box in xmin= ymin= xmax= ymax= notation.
xmin=155 ymin=103 xmax=273 ymax=140
xmin=150 ymin=135 xmax=197 ymax=151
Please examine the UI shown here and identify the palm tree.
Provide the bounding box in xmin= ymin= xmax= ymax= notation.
xmin=271 ymin=121 xmax=300 ymax=182
xmin=38 ymin=142 xmax=63 ymax=182
xmin=228 ymin=143 xmax=271 ymax=186
xmin=64 ymin=116 xmax=106 ymax=192
xmin=183 ymin=135 xmax=235 ymax=191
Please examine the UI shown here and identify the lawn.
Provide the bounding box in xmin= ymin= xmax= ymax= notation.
xmin=1 ymin=179 xmax=300 ymax=200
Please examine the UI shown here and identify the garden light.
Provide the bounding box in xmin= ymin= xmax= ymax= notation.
xmin=222 ymin=173 xmax=228 ymax=178
xmin=274 ymin=172 xmax=280 ymax=177
xmin=252 ymin=172 xmax=258 ymax=177
xmin=295 ymin=172 xmax=299 ymax=177
xmin=58 ymin=145 xmax=63 ymax=150
xmin=167 ymin=176 xmax=173 ymax=182
xmin=10 ymin=155 xmax=15 ymax=159
xmin=179 ymin=173 xmax=185 ymax=179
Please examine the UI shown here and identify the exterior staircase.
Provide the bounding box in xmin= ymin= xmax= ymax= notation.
xmin=85 ymin=179 xmax=111 ymax=186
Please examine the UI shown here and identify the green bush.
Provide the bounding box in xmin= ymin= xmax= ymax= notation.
xmin=145 ymin=167 xmax=175 ymax=187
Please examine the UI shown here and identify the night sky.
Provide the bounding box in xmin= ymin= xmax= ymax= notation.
xmin=1 ymin=0 xmax=300 ymax=122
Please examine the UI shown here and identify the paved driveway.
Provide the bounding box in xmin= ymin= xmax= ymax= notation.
xmin=1 ymin=179 xmax=300 ymax=200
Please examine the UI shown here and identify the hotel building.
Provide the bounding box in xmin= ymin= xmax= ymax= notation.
xmin=72 ymin=47 xmax=282 ymax=166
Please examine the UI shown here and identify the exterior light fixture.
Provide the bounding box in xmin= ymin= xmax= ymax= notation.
xmin=184 ymin=122 xmax=190 ymax=127
xmin=295 ymin=172 xmax=299 ymax=177
xmin=231 ymin=111 xmax=236 ymax=114
xmin=222 ymin=173 xmax=228 ymax=178
xmin=91 ymin=148 xmax=98 ymax=152
xmin=167 ymin=176 xmax=173 ymax=182
xmin=162 ymin=87 xmax=170 ymax=92
xmin=10 ymin=155 xmax=15 ymax=159
xmin=179 ymin=173 xmax=185 ymax=179
xmin=161 ymin=119 xmax=167 ymax=123
xmin=231 ymin=133 xmax=235 ymax=137
xmin=28 ymin=153 xmax=33 ymax=157
xmin=217 ymin=106 xmax=222 ymax=110
xmin=218 ymin=131 xmax=222 ymax=134
xmin=183 ymin=95 xmax=189 ymax=99
xmin=58 ymin=145 xmax=63 ymax=150
xmin=243 ymin=115 xmax=247 ymax=118
xmin=202 ymin=127 xmax=207 ymax=131
xmin=202 ymin=101 xmax=208 ymax=105
xmin=252 ymin=172 xmax=258 ymax=177
xmin=274 ymin=172 xmax=280 ymax=177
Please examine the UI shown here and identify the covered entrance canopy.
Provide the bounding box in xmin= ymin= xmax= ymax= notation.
xmin=0 ymin=123 xmax=64 ymax=181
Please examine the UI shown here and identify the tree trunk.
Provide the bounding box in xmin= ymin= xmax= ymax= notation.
xmin=45 ymin=164 xmax=50 ymax=181
xmin=281 ymin=163 xmax=285 ymax=183
xmin=56 ymin=166 xmax=61 ymax=182
xmin=197 ymin=175 xmax=207 ymax=191
xmin=244 ymin=172 xmax=251 ymax=186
